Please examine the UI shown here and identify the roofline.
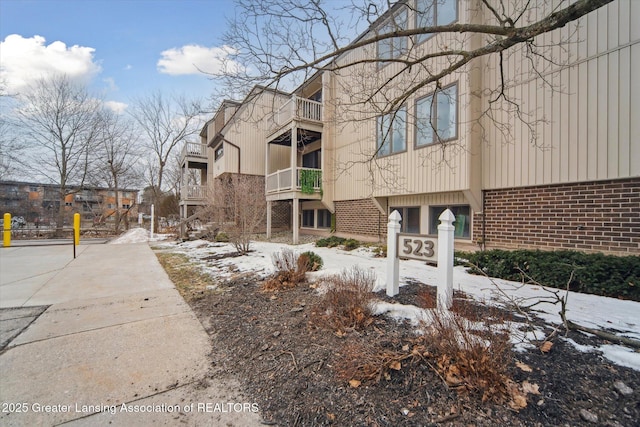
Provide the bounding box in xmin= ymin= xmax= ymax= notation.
xmin=0 ymin=180 xmax=139 ymax=193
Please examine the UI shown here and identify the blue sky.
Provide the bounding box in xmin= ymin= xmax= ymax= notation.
xmin=0 ymin=0 xmax=238 ymax=110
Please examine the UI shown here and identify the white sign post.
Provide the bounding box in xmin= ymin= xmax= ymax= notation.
xmin=386 ymin=210 xmax=401 ymax=297
xmin=437 ymin=209 xmax=455 ymax=310
xmin=386 ymin=208 xmax=455 ymax=309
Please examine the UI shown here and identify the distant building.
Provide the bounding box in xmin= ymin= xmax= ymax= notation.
xmin=0 ymin=180 xmax=139 ymax=225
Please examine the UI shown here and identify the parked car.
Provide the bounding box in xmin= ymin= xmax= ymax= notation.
xmin=0 ymin=216 xmax=26 ymax=228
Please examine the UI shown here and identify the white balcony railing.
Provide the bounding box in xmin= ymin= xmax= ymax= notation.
xmin=180 ymin=142 xmax=208 ymax=161
xmin=266 ymin=167 xmax=322 ymax=195
xmin=268 ymin=96 xmax=323 ymax=131
xmin=182 ymin=185 xmax=208 ymax=200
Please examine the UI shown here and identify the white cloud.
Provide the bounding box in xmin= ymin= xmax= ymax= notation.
xmin=157 ymin=44 xmax=241 ymax=76
xmin=104 ymin=100 xmax=128 ymax=114
xmin=103 ymin=77 xmax=118 ymax=92
xmin=0 ymin=34 xmax=101 ymax=93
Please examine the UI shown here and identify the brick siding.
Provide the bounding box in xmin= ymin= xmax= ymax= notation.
xmin=335 ymin=199 xmax=386 ymax=239
xmin=473 ymin=177 xmax=640 ymax=254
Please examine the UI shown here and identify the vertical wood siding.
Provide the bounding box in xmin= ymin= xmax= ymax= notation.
xmin=482 ymin=0 xmax=639 ymax=189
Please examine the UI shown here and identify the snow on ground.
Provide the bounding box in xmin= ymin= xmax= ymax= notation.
xmin=109 ymin=227 xmax=171 ymax=244
xmin=156 ymin=238 xmax=640 ymax=370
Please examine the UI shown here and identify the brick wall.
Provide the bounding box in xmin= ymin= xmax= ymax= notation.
xmin=335 ymin=199 xmax=386 ymax=239
xmin=473 ymin=177 xmax=640 ymax=254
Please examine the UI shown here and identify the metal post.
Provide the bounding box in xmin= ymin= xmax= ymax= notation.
xmin=150 ymin=204 xmax=155 ymax=240
xmin=386 ymin=210 xmax=401 ymax=297
xmin=3 ymin=213 xmax=11 ymax=248
xmin=437 ymin=209 xmax=456 ymax=310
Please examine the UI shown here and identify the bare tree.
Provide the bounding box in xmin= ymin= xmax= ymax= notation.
xmin=94 ymin=109 xmax=142 ymax=233
xmin=200 ymin=174 xmax=267 ymax=254
xmin=128 ymin=91 xmax=204 ymax=210
xmin=219 ymin=0 xmax=613 ymax=187
xmin=0 ymin=80 xmax=28 ymax=180
xmin=13 ymin=75 xmax=102 ymax=233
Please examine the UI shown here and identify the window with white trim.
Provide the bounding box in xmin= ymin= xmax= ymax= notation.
xmin=415 ymin=0 xmax=458 ymax=45
xmin=415 ymin=83 xmax=457 ymax=146
xmin=377 ymin=107 xmax=407 ymax=156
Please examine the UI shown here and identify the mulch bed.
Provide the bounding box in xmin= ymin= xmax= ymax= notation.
xmin=189 ymin=275 xmax=640 ymax=426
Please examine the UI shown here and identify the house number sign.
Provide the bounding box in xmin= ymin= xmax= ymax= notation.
xmin=397 ymin=233 xmax=438 ymax=263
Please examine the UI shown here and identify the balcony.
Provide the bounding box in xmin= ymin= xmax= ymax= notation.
xmin=181 ymin=185 xmax=208 ymax=202
xmin=180 ymin=142 xmax=208 ymax=165
xmin=267 ymin=96 xmax=323 ymax=141
xmin=266 ymin=167 xmax=322 ymax=200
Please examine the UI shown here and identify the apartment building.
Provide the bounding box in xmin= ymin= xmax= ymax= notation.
xmin=179 ymin=86 xmax=292 ymax=229
xmin=183 ymin=0 xmax=639 ymax=254
xmin=0 ymin=180 xmax=139 ymax=225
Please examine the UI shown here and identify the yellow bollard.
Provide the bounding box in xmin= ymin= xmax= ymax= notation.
xmin=74 ymin=213 xmax=80 ymax=246
xmin=3 ymin=213 xmax=10 ymax=247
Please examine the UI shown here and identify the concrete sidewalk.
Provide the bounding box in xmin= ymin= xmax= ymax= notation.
xmin=0 ymin=243 xmax=262 ymax=426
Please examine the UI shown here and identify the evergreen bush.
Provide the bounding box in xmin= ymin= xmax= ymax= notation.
xmin=456 ymin=249 xmax=640 ymax=301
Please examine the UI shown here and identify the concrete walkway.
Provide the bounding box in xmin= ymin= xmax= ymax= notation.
xmin=0 ymin=242 xmax=263 ymax=426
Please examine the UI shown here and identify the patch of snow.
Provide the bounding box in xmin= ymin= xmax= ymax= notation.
xmin=599 ymin=345 xmax=640 ymax=370
xmin=109 ymin=228 xmax=171 ymax=244
xmin=560 ymin=337 xmax=596 ymax=353
xmin=371 ymin=301 xmax=429 ymax=325
xmin=160 ymin=238 xmax=640 ymax=370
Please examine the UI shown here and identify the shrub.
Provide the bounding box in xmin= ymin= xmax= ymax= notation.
xmin=372 ymin=244 xmax=387 ymax=258
xmin=457 ymin=249 xmax=640 ymax=301
xmin=263 ymin=249 xmax=309 ymax=291
xmin=215 ymin=231 xmax=229 ymax=242
xmin=312 ymin=266 xmax=376 ymax=331
xmin=343 ymin=238 xmax=360 ymax=251
xmin=300 ymin=251 xmax=323 ymax=271
xmin=423 ymin=305 xmax=516 ymax=405
xmin=316 ymin=236 xmax=346 ymax=248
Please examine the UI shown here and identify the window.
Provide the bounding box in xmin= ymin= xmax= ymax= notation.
xmin=377 ymin=8 xmax=408 ymax=61
xmin=415 ymin=0 xmax=458 ymax=45
xmin=429 ymin=205 xmax=470 ymax=238
xmin=122 ymin=204 xmax=131 ymax=209
xmin=416 ymin=84 xmax=457 ymax=146
xmin=317 ymin=209 xmax=332 ymax=229
xmin=302 ymin=210 xmax=315 ymax=228
xmin=215 ymin=144 xmax=224 ymax=160
xmin=390 ymin=206 xmax=420 ymax=233
xmin=377 ymin=107 xmax=407 ymax=156
xmin=302 ymin=150 xmax=321 ymax=169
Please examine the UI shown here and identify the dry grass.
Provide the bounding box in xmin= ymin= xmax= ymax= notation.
xmin=155 ymin=252 xmax=219 ymax=301
xmin=262 ymin=249 xmax=309 ymax=291
xmin=312 ymin=266 xmax=376 ymax=332
xmin=423 ymin=304 xmax=515 ymax=404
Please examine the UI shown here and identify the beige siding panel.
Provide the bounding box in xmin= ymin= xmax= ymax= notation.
xmin=631 ymin=0 xmax=640 ymax=42
xmin=597 ymin=55 xmax=609 ymax=180
xmin=607 ymin=51 xmax=619 ymax=178
xmin=608 ymin=0 xmax=619 ymax=50
xmin=631 ymin=42 xmax=640 ymax=176
xmin=618 ymin=48 xmax=630 ymax=177
xmin=619 ymin=0 xmax=630 ymax=45
xmin=577 ymin=61 xmax=589 ymax=182
xmin=587 ymin=59 xmax=598 ymax=181
xmin=389 ymin=192 xmax=467 ymax=208
xmin=551 ymin=71 xmax=560 ymax=184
